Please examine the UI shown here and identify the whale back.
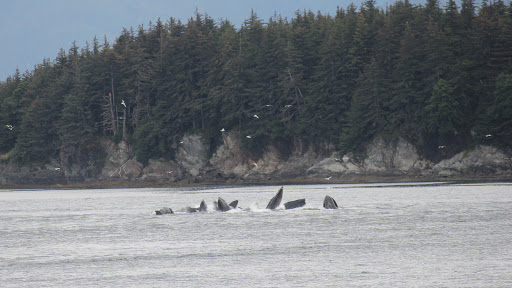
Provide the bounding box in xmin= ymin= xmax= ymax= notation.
xmin=156 ymin=207 xmax=174 ymax=215
xmin=284 ymin=198 xmax=306 ymax=210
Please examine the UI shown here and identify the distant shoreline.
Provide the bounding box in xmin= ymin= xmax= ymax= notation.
xmin=2 ymin=175 xmax=510 ymax=190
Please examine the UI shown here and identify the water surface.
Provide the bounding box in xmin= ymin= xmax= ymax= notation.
xmin=1 ymin=183 xmax=511 ymax=287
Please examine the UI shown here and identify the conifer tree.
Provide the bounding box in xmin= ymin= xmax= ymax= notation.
xmin=0 ymin=71 xmax=24 ymax=153
xmin=425 ymin=79 xmax=465 ymax=146
xmin=480 ymin=74 xmax=512 ymax=148
xmin=340 ymin=58 xmax=387 ymax=153
xmin=2 ymin=1 xmax=512 ymax=165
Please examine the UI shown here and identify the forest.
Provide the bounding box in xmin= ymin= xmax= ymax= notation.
xmin=0 ymin=0 xmax=511 ymax=168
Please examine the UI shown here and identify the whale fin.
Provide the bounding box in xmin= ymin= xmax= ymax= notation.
xmin=266 ymin=187 xmax=283 ymax=210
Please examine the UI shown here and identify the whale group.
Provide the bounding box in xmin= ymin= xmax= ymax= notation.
xmin=155 ymin=186 xmax=339 ymax=215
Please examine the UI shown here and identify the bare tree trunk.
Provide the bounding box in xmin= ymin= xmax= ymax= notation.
xmin=108 ymin=92 xmax=116 ymax=134
xmin=201 ymin=108 xmax=205 ymax=130
xmin=122 ymin=108 xmax=127 ymax=141
xmin=111 ymin=74 xmax=118 ymax=134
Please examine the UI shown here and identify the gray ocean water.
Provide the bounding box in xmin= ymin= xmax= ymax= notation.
xmin=1 ymin=182 xmax=511 ymax=287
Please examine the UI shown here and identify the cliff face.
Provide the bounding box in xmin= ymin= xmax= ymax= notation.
xmin=1 ymin=133 xmax=511 ymax=186
xmin=307 ymin=137 xmax=432 ymax=177
xmin=206 ymin=131 xmax=330 ymax=181
xmin=432 ymin=145 xmax=511 ymax=176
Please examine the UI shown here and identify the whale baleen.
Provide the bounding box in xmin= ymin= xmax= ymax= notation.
xmin=266 ymin=187 xmax=283 ymax=210
xmin=323 ymin=195 xmax=338 ymax=209
xmin=284 ymin=199 xmax=306 ymax=209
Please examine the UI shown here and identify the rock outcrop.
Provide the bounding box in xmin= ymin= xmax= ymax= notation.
xmin=432 ymin=145 xmax=511 ymax=177
xmin=100 ymin=140 xmax=135 ymax=179
xmin=207 ymin=132 xmax=329 ymax=181
xmin=141 ymin=159 xmax=184 ymax=182
xmin=307 ymin=137 xmax=431 ymax=177
xmin=0 ymin=162 xmax=67 ymax=185
xmin=175 ymin=134 xmax=208 ymax=177
xmin=1 ymin=133 xmax=511 ymax=186
xmin=362 ymin=137 xmax=431 ymax=174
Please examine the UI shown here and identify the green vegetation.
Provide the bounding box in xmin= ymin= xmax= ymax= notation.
xmin=1 ymin=0 xmax=511 ymax=166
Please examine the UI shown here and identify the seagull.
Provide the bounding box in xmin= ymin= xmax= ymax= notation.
xmin=253 ymin=114 xmax=259 ymax=119
xmin=180 ymin=141 xmax=184 ymax=144
xmin=166 ymin=171 xmax=173 ymax=174
xmin=486 ymin=134 xmax=492 ymax=138
xmin=325 ymin=176 xmax=332 ymax=180
xmin=264 ymin=105 xmax=272 ymax=107
xmin=121 ymin=100 xmax=126 ymax=107
xmin=333 ymin=158 xmax=341 ymax=162
xmin=220 ymin=128 xmax=225 ymax=132
xmin=5 ymin=125 xmax=13 ymax=130
xmin=285 ymin=105 xmax=292 ymax=108
xmin=246 ymin=135 xmax=252 ymax=139
xmin=438 ymin=145 xmax=446 ymax=149
xmin=55 ymin=167 xmax=60 ymax=171
xmin=253 ymin=163 xmax=258 ymax=168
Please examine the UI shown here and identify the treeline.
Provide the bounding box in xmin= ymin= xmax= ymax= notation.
xmin=1 ymin=0 xmax=512 ymax=166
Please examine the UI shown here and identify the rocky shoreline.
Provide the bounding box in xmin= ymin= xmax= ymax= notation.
xmin=1 ymin=132 xmax=511 ymax=188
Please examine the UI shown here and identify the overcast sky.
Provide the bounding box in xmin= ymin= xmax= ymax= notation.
xmin=1 ymin=0 xmax=452 ymax=80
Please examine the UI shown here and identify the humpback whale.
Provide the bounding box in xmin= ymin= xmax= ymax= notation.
xmin=284 ymin=199 xmax=306 ymax=209
xmin=155 ymin=207 xmax=174 ymax=215
xmin=199 ymin=200 xmax=208 ymax=212
xmin=216 ymin=197 xmax=232 ymax=212
xmin=187 ymin=207 xmax=198 ymax=213
xmin=323 ymin=195 xmax=338 ymax=209
xmin=187 ymin=200 xmax=208 ymax=213
xmin=154 ymin=187 xmax=338 ymax=214
xmin=229 ymin=200 xmax=239 ymax=209
xmin=266 ymin=187 xmax=283 ymax=210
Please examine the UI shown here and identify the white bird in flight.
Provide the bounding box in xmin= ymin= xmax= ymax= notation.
xmin=121 ymin=100 xmax=126 ymax=107
xmin=325 ymin=176 xmax=332 ymax=180
xmin=438 ymin=145 xmax=446 ymax=149
xmin=486 ymin=134 xmax=492 ymax=138
xmin=246 ymin=135 xmax=252 ymax=139
xmin=6 ymin=125 xmax=13 ymax=130
xmin=285 ymin=105 xmax=292 ymax=108
xmin=220 ymin=128 xmax=225 ymax=132
xmin=253 ymin=114 xmax=259 ymax=119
